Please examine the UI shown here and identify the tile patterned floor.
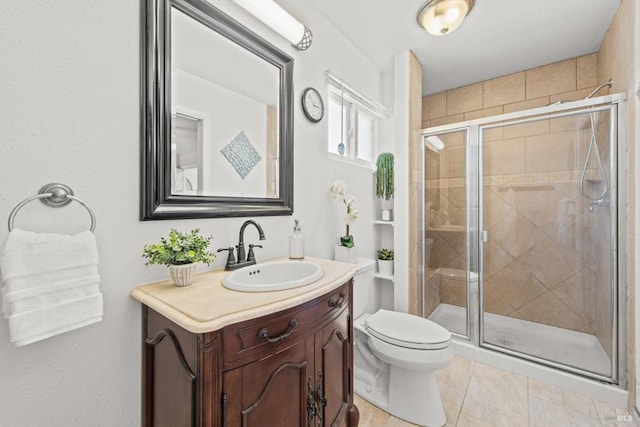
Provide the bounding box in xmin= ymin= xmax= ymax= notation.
xmin=355 ymin=355 xmax=638 ymax=427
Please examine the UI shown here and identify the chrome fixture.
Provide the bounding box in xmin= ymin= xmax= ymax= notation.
xmin=417 ymin=0 xmax=474 ymax=36
xmin=218 ymin=220 xmax=266 ymax=270
xmin=579 ymin=79 xmax=613 ymax=210
xmin=8 ymin=183 xmax=96 ymax=232
xmin=585 ymin=79 xmax=613 ymax=100
xmin=231 ymin=0 xmax=312 ymax=50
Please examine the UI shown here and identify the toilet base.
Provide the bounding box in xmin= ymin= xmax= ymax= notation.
xmin=388 ymin=366 xmax=446 ymax=427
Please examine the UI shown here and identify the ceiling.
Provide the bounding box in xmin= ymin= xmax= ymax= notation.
xmin=291 ymin=0 xmax=620 ymax=95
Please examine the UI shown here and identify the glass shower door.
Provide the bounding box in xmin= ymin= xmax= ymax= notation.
xmin=479 ymin=106 xmax=617 ymax=380
xmin=423 ymin=128 xmax=473 ymax=339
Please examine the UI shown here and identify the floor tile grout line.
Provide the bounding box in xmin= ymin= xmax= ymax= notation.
xmin=453 ymin=359 xmax=475 ymax=426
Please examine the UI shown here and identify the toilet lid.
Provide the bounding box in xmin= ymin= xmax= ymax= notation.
xmin=364 ymin=309 xmax=451 ymax=350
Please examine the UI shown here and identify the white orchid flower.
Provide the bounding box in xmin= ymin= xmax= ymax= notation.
xmin=328 ymin=180 xmax=346 ymax=199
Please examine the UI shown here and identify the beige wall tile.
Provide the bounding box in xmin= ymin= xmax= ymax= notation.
xmin=517 ymin=291 xmax=586 ymax=330
xmin=483 ymin=72 xmax=525 ymax=108
xmin=431 ymin=114 xmax=464 ymax=127
xmin=525 ymin=59 xmax=576 ymax=99
xmin=483 ymin=127 xmax=503 ymax=142
xmin=483 ymin=137 xmax=526 ymax=175
xmin=577 ymin=53 xmax=598 ymax=89
xmin=483 ymin=187 xmax=512 ymax=229
xmin=504 ymin=120 xmax=550 ymax=139
xmin=422 ymin=92 xmax=447 ymax=121
xmin=491 ymin=212 xmax=546 ymax=259
xmin=519 ymin=238 xmax=578 ymax=288
xmin=552 ymin=270 xmax=595 ymax=323
xmin=503 ymin=96 xmax=550 ymax=114
xmin=446 ymin=145 xmax=465 ymax=178
xmin=525 ymin=131 xmax=577 ymax=173
xmin=483 ymin=239 xmax=514 ymax=278
xmin=483 ymin=289 xmax=517 ymax=316
xmin=464 ymin=106 xmax=504 ymax=121
xmin=441 ymin=130 xmax=466 ymax=147
xmin=517 ymin=187 xmax=579 ymax=234
xmin=425 ymin=151 xmax=440 ymax=179
xmin=486 ymin=261 xmax=547 ymax=309
xmin=422 ymin=119 xmax=431 ymax=129
xmin=447 ymin=83 xmax=483 ymax=116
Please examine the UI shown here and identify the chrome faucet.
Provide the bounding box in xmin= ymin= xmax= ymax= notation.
xmin=218 ymin=220 xmax=266 ymax=270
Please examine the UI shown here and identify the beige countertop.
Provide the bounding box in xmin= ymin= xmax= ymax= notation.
xmin=130 ymin=257 xmax=358 ymax=333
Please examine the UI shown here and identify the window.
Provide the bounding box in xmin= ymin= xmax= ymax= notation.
xmin=326 ymin=79 xmax=384 ymax=168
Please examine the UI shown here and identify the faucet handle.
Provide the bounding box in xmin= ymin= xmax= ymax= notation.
xmin=217 ymin=247 xmax=236 ymax=268
xmin=247 ymin=244 xmax=263 ymax=262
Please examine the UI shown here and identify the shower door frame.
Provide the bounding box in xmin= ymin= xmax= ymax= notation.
xmin=421 ymin=93 xmax=627 ymax=386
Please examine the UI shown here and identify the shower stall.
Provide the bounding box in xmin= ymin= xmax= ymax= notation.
xmin=421 ymin=93 xmax=626 ymax=385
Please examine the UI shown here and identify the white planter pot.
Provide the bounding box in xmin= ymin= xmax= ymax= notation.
xmin=380 ymin=198 xmax=394 ymax=221
xmin=334 ymin=245 xmax=358 ymax=264
xmin=377 ymin=259 xmax=394 ymax=276
xmin=170 ymin=263 xmax=196 ymax=287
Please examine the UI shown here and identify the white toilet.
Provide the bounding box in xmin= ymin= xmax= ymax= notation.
xmin=353 ymin=259 xmax=453 ymax=427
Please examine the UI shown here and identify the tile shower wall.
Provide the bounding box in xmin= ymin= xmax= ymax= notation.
xmin=422 ymin=54 xmax=607 ymax=335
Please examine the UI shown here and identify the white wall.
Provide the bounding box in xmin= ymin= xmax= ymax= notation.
xmin=0 ymin=0 xmax=386 ymax=425
xmin=174 ymin=71 xmax=268 ymax=197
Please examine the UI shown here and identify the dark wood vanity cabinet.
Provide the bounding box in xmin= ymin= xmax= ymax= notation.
xmin=142 ymin=281 xmax=358 ymax=427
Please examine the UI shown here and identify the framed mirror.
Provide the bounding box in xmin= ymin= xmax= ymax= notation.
xmin=141 ymin=0 xmax=294 ymax=219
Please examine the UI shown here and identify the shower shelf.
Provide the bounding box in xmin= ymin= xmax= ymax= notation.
xmin=427 ymin=225 xmax=464 ymax=232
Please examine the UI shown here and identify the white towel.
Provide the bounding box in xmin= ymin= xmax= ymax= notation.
xmin=0 ymin=228 xmax=103 ymax=346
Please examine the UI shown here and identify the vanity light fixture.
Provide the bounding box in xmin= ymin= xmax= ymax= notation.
xmin=231 ymin=0 xmax=312 ymax=50
xmin=417 ymin=0 xmax=474 ymax=36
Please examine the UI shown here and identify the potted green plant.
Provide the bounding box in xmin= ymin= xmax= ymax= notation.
xmin=142 ymin=228 xmax=214 ymax=287
xmin=375 ymin=153 xmax=394 ymax=221
xmin=377 ymin=248 xmax=394 ymax=276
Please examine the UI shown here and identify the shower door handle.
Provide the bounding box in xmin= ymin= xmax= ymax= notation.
xmin=481 ymin=230 xmax=488 ymax=243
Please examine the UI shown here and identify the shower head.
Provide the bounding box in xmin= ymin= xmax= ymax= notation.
xmin=584 ymin=79 xmax=613 ymax=99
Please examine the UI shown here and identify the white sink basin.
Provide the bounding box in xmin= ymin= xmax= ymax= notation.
xmin=222 ymin=261 xmax=324 ymax=292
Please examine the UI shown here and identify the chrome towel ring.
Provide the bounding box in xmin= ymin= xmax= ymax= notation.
xmin=8 ymin=183 xmax=96 ymax=232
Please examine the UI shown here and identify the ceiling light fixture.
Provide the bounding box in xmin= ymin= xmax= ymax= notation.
xmin=231 ymin=0 xmax=312 ymax=50
xmin=417 ymin=0 xmax=474 ymax=36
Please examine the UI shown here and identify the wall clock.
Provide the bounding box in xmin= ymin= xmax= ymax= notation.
xmin=301 ymin=87 xmax=324 ymax=122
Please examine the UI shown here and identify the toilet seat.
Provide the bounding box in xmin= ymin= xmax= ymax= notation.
xmin=365 ymin=309 xmax=451 ymax=350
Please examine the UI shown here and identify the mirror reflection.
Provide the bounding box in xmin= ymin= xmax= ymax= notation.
xmin=171 ymin=6 xmax=280 ymax=198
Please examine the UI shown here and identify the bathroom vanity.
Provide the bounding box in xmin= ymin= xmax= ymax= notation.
xmin=130 ymin=257 xmax=359 ymax=427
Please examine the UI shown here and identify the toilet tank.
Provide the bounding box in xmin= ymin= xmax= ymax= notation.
xmin=353 ymin=258 xmax=376 ymax=317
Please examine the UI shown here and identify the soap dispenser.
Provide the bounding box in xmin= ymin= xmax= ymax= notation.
xmin=289 ymin=219 xmax=305 ymax=260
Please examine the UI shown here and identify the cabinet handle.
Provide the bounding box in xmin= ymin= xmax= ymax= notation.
xmin=328 ymin=291 xmax=346 ymax=309
xmin=257 ymin=318 xmax=298 ymax=343
xmin=316 ymin=369 xmax=327 ymax=408
xmin=307 ymin=376 xmax=317 ymax=426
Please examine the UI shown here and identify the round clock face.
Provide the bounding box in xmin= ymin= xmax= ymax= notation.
xmin=302 ymin=88 xmax=324 ymax=122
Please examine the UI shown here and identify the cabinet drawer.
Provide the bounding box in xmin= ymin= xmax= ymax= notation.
xmin=222 ymin=282 xmax=350 ymax=369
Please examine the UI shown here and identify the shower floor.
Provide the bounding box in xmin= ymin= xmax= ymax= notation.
xmin=429 ymin=303 xmax=611 ymax=378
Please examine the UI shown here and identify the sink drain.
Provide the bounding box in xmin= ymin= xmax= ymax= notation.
xmin=496 ymin=338 xmax=514 ymax=346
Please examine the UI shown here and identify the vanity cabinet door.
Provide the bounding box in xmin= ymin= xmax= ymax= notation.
xmin=316 ymin=308 xmax=350 ymax=427
xmin=222 ymin=335 xmax=314 ymax=426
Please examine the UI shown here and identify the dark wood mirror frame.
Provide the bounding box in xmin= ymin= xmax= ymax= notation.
xmin=141 ymin=0 xmax=294 ymax=220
